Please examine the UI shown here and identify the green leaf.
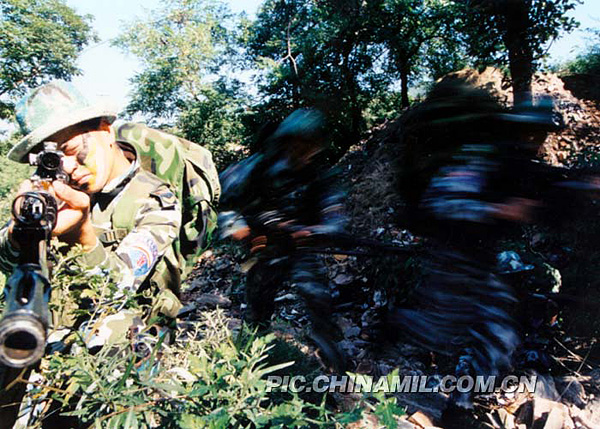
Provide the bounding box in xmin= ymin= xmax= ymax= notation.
xmin=374 ymin=399 xmax=405 ymax=429
xmin=124 ymin=408 xmax=138 ymax=429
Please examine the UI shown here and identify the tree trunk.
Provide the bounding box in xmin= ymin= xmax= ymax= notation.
xmin=341 ymin=45 xmax=361 ymax=151
xmin=400 ymin=63 xmax=410 ymax=108
xmin=507 ymin=46 xmax=533 ymax=106
xmin=500 ymin=0 xmax=534 ymax=106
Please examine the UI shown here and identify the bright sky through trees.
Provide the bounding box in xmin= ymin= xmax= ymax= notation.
xmin=65 ymin=0 xmax=262 ymax=110
xmin=64 ymin=0 xmax=600 ymax=111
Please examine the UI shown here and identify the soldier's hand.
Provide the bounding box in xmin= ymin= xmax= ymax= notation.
xmin=291 ymin=228 xmax=313 ymax=247
xmin=16 ymin=179 xmax=33 ymax=195
xmin=494 ymin=197 xmax=541 ymax=223
xmin=250 ymin=235 xmax=267 ymax=253
xmin=51 ymin=180 xmax=97 ymax=249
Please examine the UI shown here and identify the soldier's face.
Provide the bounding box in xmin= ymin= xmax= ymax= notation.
xmin=287 ymin=137 xmax=323 ymax=168
xmin=50 ymin=121 xmax=115 ymax=193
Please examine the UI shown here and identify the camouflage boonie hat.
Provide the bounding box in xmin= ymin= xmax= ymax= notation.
xmin=8 ymin=80 xmax=118 ymax=163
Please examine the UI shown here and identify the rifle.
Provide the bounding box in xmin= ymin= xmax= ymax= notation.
xmin=219 ymin=211 xmax=419 ymax=257
xmin=304 ymin=232 xmax=418 ymax=256
xmin=0 ymin=142 xmax=66 ymax=368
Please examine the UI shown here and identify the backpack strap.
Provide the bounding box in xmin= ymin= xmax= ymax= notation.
xmin=102 ymin=171 xmax=170 ymax=246
xmin=98 ymin=228 xmax=129 ymax=245
xmin=179 ymin=139 xmax=221 ymax=202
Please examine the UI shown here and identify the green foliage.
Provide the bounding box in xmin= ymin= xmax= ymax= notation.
xmin=376 ymin=0 xmax=465 ymax=107
xmin=0 ymin=135 xmax=36 ymax=288
xmin=21 ymin=250 xmax=362 ymax=428
xmin=562 ymin=29 xmax=600 ymax=75
xmin=27 ymin=307 xmax=352 ymax=427
xmin=109 ymin=0 xmax=584 ymax=173
xmin=0 ymin=134 xmax=32 ymax=223
xmin=453 ymin=0 xmax=579 ymax=66
xmin=115 ymin=0 xmax=236 ymax=119
xmin=0 ymin=0 xmax=97 ymax=118
xmin=113 ymin=0 xmax=583 ymax=165
xmin=48 ymin=241 xmax=144 ymax=329
xmin=115 ymin=0 xmax=249 ymax=170
xmin=176 ymin=78 xmax=250 ymax=170
xmin=245 ymin=0 xmax=388 ymax=157
xmin=0 ymin=156 xmax=30 ymax=206
xmin=362 ymin=90 xmax=404 ymax=129
xmin=243 ymin=0 xmax=483 ymax=154
xmin=345 ymin=370 xmax=407 ymax=429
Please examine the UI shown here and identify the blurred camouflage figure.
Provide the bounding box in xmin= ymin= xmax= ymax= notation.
xmin=393 ymin=80 xmax=572 ymax=422
xmin=0 ymin=81 xmax=218 ymax=425
xmin=219 ymin=109 xmax=347 ymax=371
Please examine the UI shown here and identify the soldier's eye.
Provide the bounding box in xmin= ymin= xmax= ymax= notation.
xmin=76 ymin=135 xmax=91 ymax=164
xmin=62 ymin=146 xmax=77 ymax=157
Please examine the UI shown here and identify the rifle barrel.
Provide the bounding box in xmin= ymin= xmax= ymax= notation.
xmin=0 ymin=265 xmax=50 ymax=368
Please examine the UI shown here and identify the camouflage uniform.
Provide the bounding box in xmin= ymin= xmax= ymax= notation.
xmin=398 ymin=141 xmax=520 ymax=377
xmin=0 ymin=140 xmax=183 ymax=349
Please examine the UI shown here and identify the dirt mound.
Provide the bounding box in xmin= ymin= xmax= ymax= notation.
xmin=337 ymin=118 xmax=405 ymax=235
xmin=437 ymin=67 xmax=600 ymax=166
xmin=437 ymin=66 xmax=512 ymax=104
xmin=533 ymin=73 xmax=600 ymax=166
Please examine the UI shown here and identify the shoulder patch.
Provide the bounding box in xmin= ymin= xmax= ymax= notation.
xmin=117 ymin=231 xmax=160 ymax=277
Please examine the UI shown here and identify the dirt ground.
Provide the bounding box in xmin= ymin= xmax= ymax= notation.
xmin=183 ymin=69 xmax=600 ymax=428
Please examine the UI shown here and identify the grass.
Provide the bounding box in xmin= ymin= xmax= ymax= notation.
xmin=0 ymin=156 xmax=32 ymax=222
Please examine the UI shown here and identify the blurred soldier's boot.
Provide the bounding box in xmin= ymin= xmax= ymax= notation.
xmin=244 ymin=258 xmax=288 ymax=330
xmin=293 ymin=255 xmax=346 ymax=373
xmin=442 ymin=351 xmax=487 ymax=429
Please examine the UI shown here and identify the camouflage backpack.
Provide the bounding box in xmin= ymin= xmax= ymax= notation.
xmin=112 ymin=121 xmax=220 ymax=273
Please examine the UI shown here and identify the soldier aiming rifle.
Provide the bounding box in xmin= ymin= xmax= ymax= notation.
xmin=0 ymin=80 xmax=219 ymax=427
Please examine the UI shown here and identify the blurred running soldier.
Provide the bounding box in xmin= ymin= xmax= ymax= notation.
xmin=394 ymin=80 xmax=566 ymax=422
xmin=220 ymin=109 xmax=346 ymax=371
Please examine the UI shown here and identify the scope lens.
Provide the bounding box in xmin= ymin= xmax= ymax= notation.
xmin=40 ymin=152 xmax=61 ymax=170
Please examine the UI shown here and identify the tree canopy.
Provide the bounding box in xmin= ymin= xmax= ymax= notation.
xmin=114 ymin=0 xmax=248 ymax=168
xmin=115 ymin=0 xmax=582 ymax=166
xmin=452 ymin=0 xmax=579 ymax=104
xmin=244 ymin=0 xmax=386 ymax=154
xmin=0 ymin=0 xmax=97 ymax=119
